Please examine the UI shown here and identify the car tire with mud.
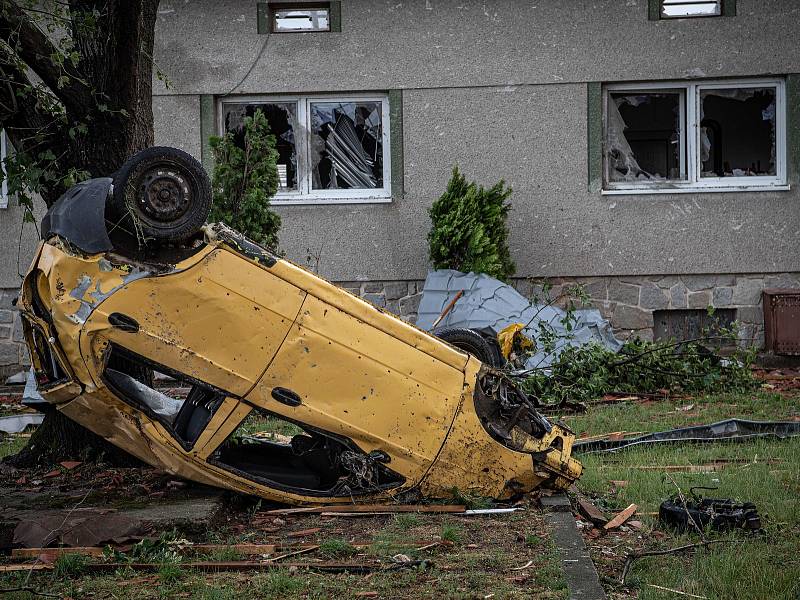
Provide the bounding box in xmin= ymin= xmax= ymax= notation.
xmin=110 ymin=146 xmax=211 ymax=244
xmin=434 ymin=327 xmax=505 ymax=368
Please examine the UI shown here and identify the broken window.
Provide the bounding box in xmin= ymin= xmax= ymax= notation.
xmin=220 ymin=95 xmax=391 ymax=203
xmin=209 ymin=407 xmax=404 ymax=494
xmin=102 ymin=346 xmax=225 ymax=449
xmin=661 ymin=0 xmax=721 ymax=18
xmin=700 ymin=87 xmax=776 ymax=178
xmin=604 ymin=79 xmax=786 ymax=192
xmin=607 ymin=92 xmax=685 ymax=183
xmin=272 ymin=5 xmax=330 ymax=32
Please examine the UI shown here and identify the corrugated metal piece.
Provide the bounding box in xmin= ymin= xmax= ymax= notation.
xmin=763 ymin=289 xmax=800 ymax=355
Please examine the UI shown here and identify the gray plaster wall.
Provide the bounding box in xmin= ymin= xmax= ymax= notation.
xmin=152 ymin=0 xmax=799 ymax=95
xmin=150 ymin=0 xmax=800 ymax=282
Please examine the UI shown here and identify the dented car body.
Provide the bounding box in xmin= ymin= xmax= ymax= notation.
xmin=19 ymin=169 xmax=580 ymax=505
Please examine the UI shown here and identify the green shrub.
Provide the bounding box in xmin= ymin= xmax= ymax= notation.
xmin=428 ymin=167 xmax=515 ymax=281
xmin=209 ymin=109 xmax=281 ymax=249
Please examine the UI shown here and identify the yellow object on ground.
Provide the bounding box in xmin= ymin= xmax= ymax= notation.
xmin=19 ymin=224 xmax=581 ymax=505
xmin=497 ymin=322 xmax=534 ymax=360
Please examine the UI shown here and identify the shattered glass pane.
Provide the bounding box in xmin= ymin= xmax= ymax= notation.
xmin=223 ymin=102 xmax=299 ymax=191
xmin=699 ymin=87 xmax=777 ymax=178
xmin=310 ymin=101 xmax=384 ymax=190
xmin=274 ymin=8 xmax=330 ymax=32
xmin=607 ymin=92 xmax=684 ymax=183
xmin=661 ymin=0 xmax=721 ymax=18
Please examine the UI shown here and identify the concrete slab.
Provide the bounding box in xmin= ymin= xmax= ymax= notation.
xmin=545 ymin=494 xmax=606 ymax=600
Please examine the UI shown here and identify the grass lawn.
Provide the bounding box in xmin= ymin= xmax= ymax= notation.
xmin=562 ymin=389 xmax=800 ymax=600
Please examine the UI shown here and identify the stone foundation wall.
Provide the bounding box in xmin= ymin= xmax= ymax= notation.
xmin=2 ymin=273 xmax=796 ymax=377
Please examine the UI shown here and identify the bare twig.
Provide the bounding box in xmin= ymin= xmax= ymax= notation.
xmin=0 ymin=586 xmax=59 ymax=598
xmin=646 ymin=584 xmax=708 ymax=599
xmin=620 ymin=539 xmax=735 ymax=585
xmin=665 ymin=473 xmax=706 ymax=540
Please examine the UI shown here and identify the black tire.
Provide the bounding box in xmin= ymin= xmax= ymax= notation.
xmin=110 ymin=146 xmax=211 ymax=243
xmin=434 ymin=327 xmax=505 ymax=368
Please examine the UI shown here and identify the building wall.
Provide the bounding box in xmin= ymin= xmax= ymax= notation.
xmin=2 ymin=0 xmax=799 ymax=374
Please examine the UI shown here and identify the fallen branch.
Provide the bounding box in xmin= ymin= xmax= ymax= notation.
xmin=620 ymin=540 xmax=735 ymax=585
xmin=646 ymin=583 xmax=708 ymax=598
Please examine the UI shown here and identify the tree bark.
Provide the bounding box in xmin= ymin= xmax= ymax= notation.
xmin=0 ymin=0 xmax=160 ymax=466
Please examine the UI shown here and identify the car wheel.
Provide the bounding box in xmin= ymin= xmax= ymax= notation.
xmin=110 ymin=146 xmax=211 ymax=243
xmin=434 ymin=327 xmax=505 ymax=368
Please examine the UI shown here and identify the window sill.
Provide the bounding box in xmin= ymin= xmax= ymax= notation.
xmin=271 ymin=196 xmax=393 ymax=206
xmin=601 ymin=184 xmax=790 ymax=195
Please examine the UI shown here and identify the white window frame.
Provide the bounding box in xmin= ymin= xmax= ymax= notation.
xmin=218 ymin=93 xmax=392 ymax=205
xmin=603 ymin=78 xmax=788 ymax=195
xmin=661 ymin=0 xmax=721 ymax=19
xmin=0 ymin=130 xmax=8 ymax=209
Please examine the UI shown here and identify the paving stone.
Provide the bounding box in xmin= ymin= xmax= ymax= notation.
xmin=656 ymin=276 xmax=680 ymax=288
xmin=688 ymin=290 xmax=711 ymax=309
xmin=0 ymin=342 xmax=19 ymax=366
xmin=581 ymin=278 xmax=607 ymax=300
xmin=683 ymin=275 xmax=717 ymax=291
xmin=383 ymin=282 xmax=409 ymax=301
xmin=362 ymin=293 xmax=386 ymax=308
xmin=733 ymin=278 xmax=764 ymax=305
xmin=669 ymin=282 xmax=688 ymax=308
xmin=764 ymin=274 xmax=800 ymax=289
xmin=712 ymin=287 xmax=733 ymax=307
xmin=612 ymin=305 xmax=653 ymax=330
xmin=736 ymin=306 xmax=763 ymax=323
xmin=399 ymin=293 xmax=422 ymax=315
xmin=361 ymin=282 xmax=384 ymax=294
xmin=639 ymin=283 xmax=669 ymax=310
xmin=607 ymin=280 xmax=638 ymax=305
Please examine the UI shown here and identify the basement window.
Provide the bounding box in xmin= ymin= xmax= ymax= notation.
xmin=603 ymin=78 xmax=786 ymax=194
xmin=271 ymin=4 xmax=330 ymax=32
xmin=220 ymin=94 xmax=391 ymax=204
xmin=661 ymin=0 xmax=721 ymax=18
xmin=653 ymin=309 xmax=736 ymax=343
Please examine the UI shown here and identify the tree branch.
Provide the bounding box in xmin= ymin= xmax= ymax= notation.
xmin=0 ymin=0 xmax=90 ymax=113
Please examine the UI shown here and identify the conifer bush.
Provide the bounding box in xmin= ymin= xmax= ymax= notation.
xmin=209 ymin=109 xmax=282 ymax=249
xmin=428 ymin=167 xmax=515 ymax=281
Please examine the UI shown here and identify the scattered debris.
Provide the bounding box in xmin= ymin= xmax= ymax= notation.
xmin=13 ymin=510 xmax=145 ymax=548
xmin=574 ymin=419 xmax=800 ymax=453
xmin=264 ymin=504 xmax=467 ymax=516
xmin=659 ymin=493 xmax=762 ymax=533
xmin=646 ymin=584 xmax=708 ymax=599
xmin=576 ymin=497 xmax=608 ymax=526
xmin=603 ymin=503 xmax=637 ymax=530
xmin=0 ymin=413 xmax=44 ymax=434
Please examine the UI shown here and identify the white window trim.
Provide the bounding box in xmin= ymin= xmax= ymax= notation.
xmin=218 ymin=93 xmax=392 ymax=205
xmin=602 ymin=78 xmax=788 ymax=195
xmin=0 ymin=130 xmax=8 ymax=209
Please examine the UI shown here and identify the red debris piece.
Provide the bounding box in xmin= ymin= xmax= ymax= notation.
xmin=60 ymin=461 xmax=82 ymax=470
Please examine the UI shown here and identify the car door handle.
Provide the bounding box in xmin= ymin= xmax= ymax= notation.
xmin=108 ymin=312 xmax=139 ymax=333
xmin=271 ymin=387 xmax=302 ymax=407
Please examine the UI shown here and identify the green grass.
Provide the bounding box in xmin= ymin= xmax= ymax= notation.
xmin=0 ymin=433 xmax=28 ymax=459
xmin=440 ymin=522 xmax=463 ymax=544
xmin=234 ymin=411 xmax=303 ymax=438
xmin=318 ymin=538 xmax=358 ymax=558
xmin=563 ymin=389 xmax=800 ymax=600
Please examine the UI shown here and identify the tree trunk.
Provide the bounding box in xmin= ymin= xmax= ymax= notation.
xmin=0 ymin=0 xmax=161 ymax=467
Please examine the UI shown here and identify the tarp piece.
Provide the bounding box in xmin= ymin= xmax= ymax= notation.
xmin=574 ymin=419 xmax=800 ymax=454
xmin=416 ymin=270 xmax=623 ymax=370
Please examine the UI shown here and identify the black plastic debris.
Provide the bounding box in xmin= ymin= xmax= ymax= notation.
xmin=573 ymin=419 xmax=800 ymax=454
xmin=659 ymin=489 xmax=763 ymax=533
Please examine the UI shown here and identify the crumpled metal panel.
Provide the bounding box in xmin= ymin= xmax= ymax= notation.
xmin=40 ymin=177 xmax=114 ymax=254
xmin=416 ymin=270 xmax=623 ymax=369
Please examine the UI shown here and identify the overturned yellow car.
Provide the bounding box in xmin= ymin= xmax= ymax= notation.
xmin=19 ymin=147 xmax=581 ymax=505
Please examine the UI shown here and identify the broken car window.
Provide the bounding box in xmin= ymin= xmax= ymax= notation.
xmin=223 ymin=102 xmax=299 ymax=191
xmin=310 ymin=101 xmax=384 ymax=190
xmin=699 ymin=87 xmax=777 ymax=178
xmin=607 ymin=92 xmax=685 ymax=183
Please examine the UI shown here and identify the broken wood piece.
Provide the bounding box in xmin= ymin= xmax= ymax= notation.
xmin=603 ymin=503 xmax=637 ymax=530
xmin=0 ymin=561 xmax=402 ymax=574
xmin=576 ymin=497 xmax=608 ymax=525
xmin=646 ymin=583 xmax=708 ymax=598
xmin=286 ymin=528 xmax=321 ymax=537
xmin=12 ymin=546 xmax=105 ymax=559
xmin=431 ymin=290 xmax=464 ymax=329
xmin=266 ymin=545 xmax=319 ymax=562
xmin=511 ymin=560 xmax=534 ymax=571
xmin=264 ymin=504 xmax=466 ymax=515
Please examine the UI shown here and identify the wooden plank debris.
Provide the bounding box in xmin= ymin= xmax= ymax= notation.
xmin=264 ymin=504 xmax=467 ymax=516
xmin=603 ymin=503 xmax=637 ymax=530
